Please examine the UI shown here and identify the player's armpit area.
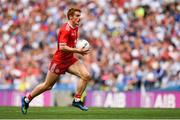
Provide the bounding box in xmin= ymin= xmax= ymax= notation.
xmin=59 ymin=43 xmax=67 ymax=46
xmin=59 ymin=43 xmax=76 ymax=52
xmin=59 ymin=43 xmax=67 ymax=50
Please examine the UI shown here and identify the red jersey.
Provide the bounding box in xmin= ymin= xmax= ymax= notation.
xmin=52 ymin=23 xmax=78 ymax=63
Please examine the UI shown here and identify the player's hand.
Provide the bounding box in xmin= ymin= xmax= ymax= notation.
xmin=77 ymin=48 xmax=91 ymax=56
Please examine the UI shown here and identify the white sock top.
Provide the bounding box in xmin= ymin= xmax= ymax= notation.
xmin=75 ymin=98 xmax=81 ymax=102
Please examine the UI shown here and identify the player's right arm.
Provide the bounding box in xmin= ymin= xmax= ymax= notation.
xmin=60 ymin=43 xmax=90 ymax=55
xmin=58 ymin=29 xmax=89 ymax=55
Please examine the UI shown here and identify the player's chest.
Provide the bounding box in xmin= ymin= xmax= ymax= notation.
xmin=69 ymin=30 xmax=78 ymax=40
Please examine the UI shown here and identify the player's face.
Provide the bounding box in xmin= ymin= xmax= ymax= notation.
xmin=72 ymin=11 xmax=81 ymax=26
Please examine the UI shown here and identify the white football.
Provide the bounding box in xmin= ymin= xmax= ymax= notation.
xmin=76 ymin=39 xmax=90 ymax=49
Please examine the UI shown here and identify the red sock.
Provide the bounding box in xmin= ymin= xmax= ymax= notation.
xmin=75 ymin=94 xmax=81 ymax=99
xmin=26 ymin=93 xmax=33 ymax=101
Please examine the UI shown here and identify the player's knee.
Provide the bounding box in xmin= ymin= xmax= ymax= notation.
xmin=81 ymin=73 xmax=91 ymax=82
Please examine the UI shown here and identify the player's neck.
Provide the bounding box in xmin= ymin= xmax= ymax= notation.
xmin=68 ymin=21 xmax=76 ymax=29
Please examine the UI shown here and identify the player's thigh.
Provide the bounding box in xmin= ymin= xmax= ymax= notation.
xmin=44 ymin=70 xmax=59 ymax=87
xmin=67 ymin=61 xmax=90 ymax=78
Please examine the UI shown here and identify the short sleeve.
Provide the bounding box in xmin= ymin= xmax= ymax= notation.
xmin=58 ymin=28 xmax=69 ymax=43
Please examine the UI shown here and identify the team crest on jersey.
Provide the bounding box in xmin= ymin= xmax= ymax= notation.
xmin=71 ymin=31 xmax=76 ymax=36
xmin=74 ymin=39 xmax=77 ymax=44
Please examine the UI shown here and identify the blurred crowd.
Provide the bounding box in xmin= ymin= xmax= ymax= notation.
xmin=0 ymin=0 xmax=179 ymax=92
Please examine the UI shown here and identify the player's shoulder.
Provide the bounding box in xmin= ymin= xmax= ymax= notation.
xmin=61 ymin=23 xmax=71 ymax=32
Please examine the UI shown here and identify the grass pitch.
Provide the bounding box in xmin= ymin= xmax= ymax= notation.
xmin=0 ymin=107 xmax=180 ymax=119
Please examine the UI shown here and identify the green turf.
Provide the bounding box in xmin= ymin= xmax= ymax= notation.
xmin=0 ymin=107 xmax=180 ymax=119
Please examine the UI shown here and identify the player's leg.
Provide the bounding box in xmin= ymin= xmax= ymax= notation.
xmin=29 ymin=71 xmax=59 ymax=99
xmin=67 ymin=61 xmax=91 ymax=111
xmin=21 ymin=71 xmax=59 ymax=114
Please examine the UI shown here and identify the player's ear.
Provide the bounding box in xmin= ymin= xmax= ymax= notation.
xmin=69 ymin=15 xmax=73 ymax=20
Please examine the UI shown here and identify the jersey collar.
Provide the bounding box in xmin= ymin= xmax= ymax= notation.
xmin=68 ymin=22 xmax=76 ymax=29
